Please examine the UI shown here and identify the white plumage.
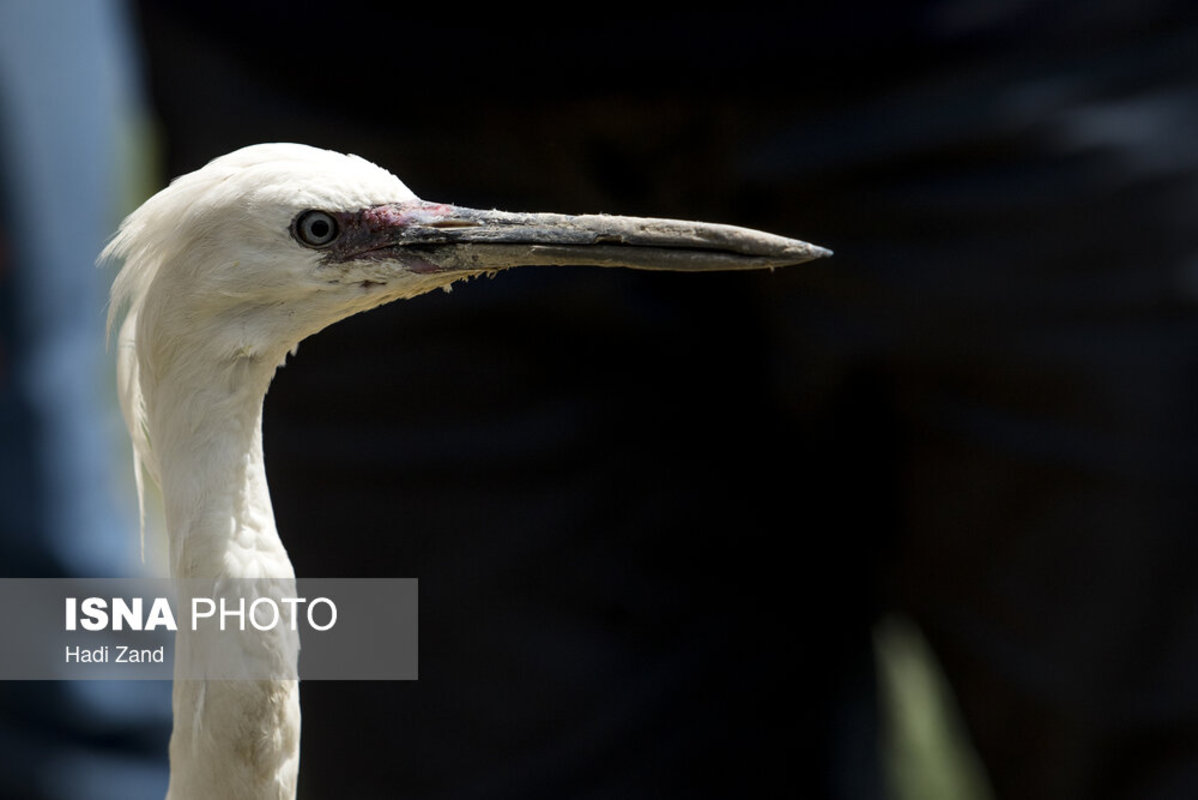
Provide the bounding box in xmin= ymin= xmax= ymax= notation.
xmin=103 ymin=143 xmax=827 ymax=799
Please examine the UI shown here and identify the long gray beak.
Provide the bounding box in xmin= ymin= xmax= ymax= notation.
xmin=324 ymin=201 xmax=831 ymax=274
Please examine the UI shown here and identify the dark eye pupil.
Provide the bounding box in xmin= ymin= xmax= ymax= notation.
xmin=295 ymin=210 xmax=338 ymax=246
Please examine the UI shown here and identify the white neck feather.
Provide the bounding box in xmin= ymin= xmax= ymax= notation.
xmin=147 ymin=343 xmax=301 ymax=800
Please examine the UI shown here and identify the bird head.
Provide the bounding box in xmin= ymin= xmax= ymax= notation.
xmin=105 ymin=144 xmax=427 ymax=359
xmin=105 ymin=142 xmax=829 ymax=366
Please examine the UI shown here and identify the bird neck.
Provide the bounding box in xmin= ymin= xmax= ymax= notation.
xmin=150 ymin=350 xmax=291 ymax=581
xmin=147 ymin=349 xmax=302 ymax=800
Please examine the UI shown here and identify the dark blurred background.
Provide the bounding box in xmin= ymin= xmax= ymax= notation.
xmin=3 ymin=1 xmax=1198 ymax=798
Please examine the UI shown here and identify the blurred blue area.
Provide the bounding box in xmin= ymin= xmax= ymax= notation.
xmin=0 ymin=1 xmax=170 ymax=798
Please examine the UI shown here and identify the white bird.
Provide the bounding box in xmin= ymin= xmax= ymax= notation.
xmin=102 ymin=142 xmax=829 ymax=800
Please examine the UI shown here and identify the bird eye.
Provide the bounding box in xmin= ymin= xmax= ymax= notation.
xmin=294 ymin=210 xmax=339 ymax=247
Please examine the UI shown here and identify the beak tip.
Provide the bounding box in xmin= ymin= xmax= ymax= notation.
xmin=783 ymin=241 xmax=832 ymax=266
